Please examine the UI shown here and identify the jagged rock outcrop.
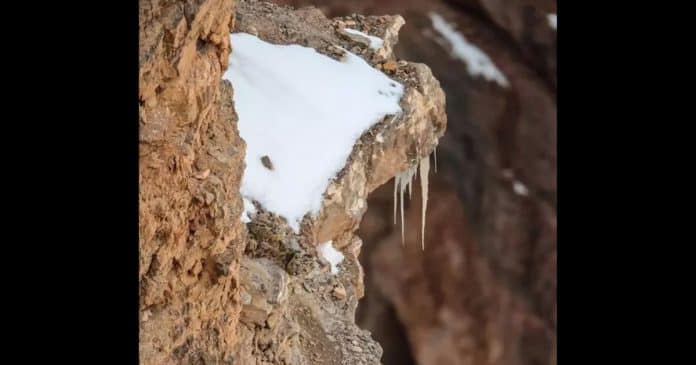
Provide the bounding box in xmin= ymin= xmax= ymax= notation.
xmin=139 ymin=0 xmax=245 ymax=363
xmin=276 ymin=0 xmax=556 ymax=85
xmin=140 ymin=0 xmax=447 ymax=364
xmin=230 ymin=1 xmax=446 ymax=364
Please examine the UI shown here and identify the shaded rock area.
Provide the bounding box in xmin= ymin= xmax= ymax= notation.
xmin=140 ymin=0 xmax=447 ymax=364
xmin=274 ymin=1 xmax=557 ymax=365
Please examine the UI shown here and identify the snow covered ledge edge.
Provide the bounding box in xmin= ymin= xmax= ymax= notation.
xmin=232 ymin=2 xmax=447 ymax=247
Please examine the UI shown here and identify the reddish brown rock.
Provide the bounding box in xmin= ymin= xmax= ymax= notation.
xmin=140 ymin=0 xmax=448 ymax=362
xmin=139 ymin=0 xmax=244 ymax=363
xmin=140 ymin=0 xmax=554 ymax=364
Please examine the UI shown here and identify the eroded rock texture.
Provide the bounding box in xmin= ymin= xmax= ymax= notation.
xmin=140 ymin=0 xmax=447 ymax=364
xmin=275 ymin=1 xmax=557 ymax=365
xmin=139 ymin=0 xmax=245 ymax=363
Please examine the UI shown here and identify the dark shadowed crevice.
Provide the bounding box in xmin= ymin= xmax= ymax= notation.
xmin=356 ymin=181 xmax=417 ymax=365
xmin=356 ymin=296 xmax=417 ymax=365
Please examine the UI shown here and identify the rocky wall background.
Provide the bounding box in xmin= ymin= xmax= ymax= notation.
xmin=274 ymin=1 xmax=558 ymax=364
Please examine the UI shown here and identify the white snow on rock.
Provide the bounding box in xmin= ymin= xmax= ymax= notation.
xmin=513 ymin=181 xmax=529 ymax=196
xmin=429 ymin=12 xmax=509 ymax=87
xmin=317 ymin=240 xmax=345 ymax=275
xmin=343 ymin=28 xmax=384 ymax=50
xmin=225 ymin=33 xmax=404 ymax=232
xmin=241 ymin=198 xmax=257 ymax=223
xmin=547 ymin=14 xmax=557 ymax=30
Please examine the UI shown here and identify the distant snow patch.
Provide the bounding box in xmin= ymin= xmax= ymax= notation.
xmin=513 ymin=181 xmax=529 ymax=196
xmin=344 ymin=28 xmax=384 ymax=50
xmin=225 ymin=33 xmax=404 ymax=232
xmin=429 ymin=12 xmax=509 ymax=87
xmin=547 ymin=14 xmax=557 ymax=30
xmin=317 ymin=241 xmax=344 ymax=275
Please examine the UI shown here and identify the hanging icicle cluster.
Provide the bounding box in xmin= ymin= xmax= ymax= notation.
xmin=392 ymin=150 xmax=436 ymax=250
xmin=394 ymin=164 xmax=417 ymax=245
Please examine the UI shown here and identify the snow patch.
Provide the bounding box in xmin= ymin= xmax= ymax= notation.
xmin=225 ymin=33 xmax=404 ymax=232
xmin=547 ymin=14 xmax=557 ymax=30
xmin=241 ymin=198 xmax=257 ymax=223
xmin=317 ymin=241 xmax=344 ymax=275
xmin=429 ymin=12 xmax=509 ymax=87
xmin=344 ymin=28 xmax=385 ymax=50
xmin=513 ymin=181 xmax=529 ymax=196
xmin=375 ymin=133 xmax=384 ymax=143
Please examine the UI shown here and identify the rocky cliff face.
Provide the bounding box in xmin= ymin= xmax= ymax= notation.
xmin=139 ymin=0 xmax=447 ymax=364
xmin=139 ymin=0 xmax=245 ymax=363
xmin=274 ymin=1 xmax=557 ymax=365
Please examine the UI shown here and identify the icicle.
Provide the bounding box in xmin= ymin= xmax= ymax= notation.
xmin=400 ymin=173 xmax=405 ymax=245
xmin=413 ymin=167 xmax=418 ymax=192
xmin=392 ymin=164 xmax=419 ymax=246
xmin=403 ymin=164 xmax=417 ymax=200
xmin=393 ymin=175 xmax=399 ymax=225
xmin=433 ymin=145 xmax=438 ymax=173
xmin=419 ymin=156 xmax=430 ymax=251
xmin=408 ymin=172 xmax=413 ymax=199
